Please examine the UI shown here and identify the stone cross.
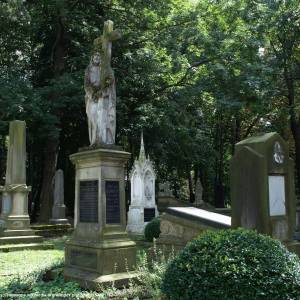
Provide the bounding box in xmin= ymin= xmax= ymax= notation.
xmin=93 ymin=20 xmax=121 ymax=90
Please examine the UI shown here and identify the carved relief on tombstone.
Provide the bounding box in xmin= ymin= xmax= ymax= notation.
xmin=274 ymin=141 xmax=284 ymax=164
xmin=144 ymin=170 xmax=154 ymax=202
xmin=127 ymin=133 xmax=158 ymax=234
xmin=132 ymin=170 xmax=142 ymax=205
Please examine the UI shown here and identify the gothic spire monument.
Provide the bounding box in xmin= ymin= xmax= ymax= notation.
xmin=127 ymin=132 xmax=158 ymax=234
xmin=65 ymin=21 xmax=137 ymax=289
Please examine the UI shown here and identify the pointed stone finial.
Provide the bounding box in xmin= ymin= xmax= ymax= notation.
xmin=139 ymin=131 xmax=146 ymax=162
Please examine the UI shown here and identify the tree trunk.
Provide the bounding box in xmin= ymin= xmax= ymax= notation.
xmin=286 ymin=69 xmax=300 ymax=193
xmin=214 ymin=110 xmax=226 ymax=208
xmin=231 ymin=113 xmax=241 ymax=155
xmin=38 ymin=138 xmax=58 ymax=222
xmin=38 ymin=9 xmax=67 ymax=222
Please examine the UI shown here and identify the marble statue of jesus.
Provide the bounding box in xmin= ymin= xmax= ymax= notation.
xmin=84 ymin=20 xmax=121 ymax=145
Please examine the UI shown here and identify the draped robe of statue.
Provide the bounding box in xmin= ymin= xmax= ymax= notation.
xmin=84 ymin=21 xmax=120 ymax=145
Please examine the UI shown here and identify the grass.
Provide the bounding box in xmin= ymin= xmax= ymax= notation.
xmin=0 ymin=234 xmax=164 ymax=299
xmin=0 ymin=236 xmax=65 ymax=293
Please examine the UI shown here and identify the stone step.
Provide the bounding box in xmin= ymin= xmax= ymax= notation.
xmin=31 ymin=228 xmax=73 ymax=238
xmin=0 ymin=235 xmax=43 ymax=245
xmin=2 ymin=229 xmax=36 ymax=237
xmin=0 ymin=243 xmax=54 ymax=252
xmin=31 ymin=224 xmax=72 ymax=231
xmin=30 ymin=224 xmax=73 ymax=237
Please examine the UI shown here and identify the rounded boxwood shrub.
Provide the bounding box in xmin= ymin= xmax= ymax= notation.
xmin=161 ymin=229 xmax=300 ymax=300
xmin=144 ymin=217 xmax=161 ymax=242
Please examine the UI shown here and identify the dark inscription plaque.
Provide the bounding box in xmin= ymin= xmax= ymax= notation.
xmin=79 ymin=180 xmax=98 ymax=223
xmin=70 ymin=250 xmax=97 ymax=270
xmin=106 ymin=181 xmax=120 ymax=224
xmin=144 ymin=208 xmax=156 ymax=222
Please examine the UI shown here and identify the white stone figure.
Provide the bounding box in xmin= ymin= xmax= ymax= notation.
xmin=84 ymin=20 xmax=120 ymax=146
xmin=194 ymin=176 xmax=204 ymax=207
xmin=127 ymin=133 xmax=158 ymax=234
xmin=85 ymin=52 xmax=101 ymax=145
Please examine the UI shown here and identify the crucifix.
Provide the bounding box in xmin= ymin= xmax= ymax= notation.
xmin=93 ymin=20 xmax=121 ymax=90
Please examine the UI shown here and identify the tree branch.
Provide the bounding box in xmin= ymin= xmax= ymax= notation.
xmin=155 ymin=58 xmax=213 ymax=93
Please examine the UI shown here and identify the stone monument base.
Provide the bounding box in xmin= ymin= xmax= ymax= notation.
xmin=49 ymin=202 xmax=70 ymax=225
xmin=0 ymin=185 xmax=44 ymax=245
xmin=64 ymin=235 xmax=137 ymax=289
xmin=49 ymin=218 xmax=70 ymax=225
xmin=126 ymin=224 xmax=145 ymax=235
xmin=64 ymin=268 xmax=137 ymax=290
xmin=64 ymin=147 xmax=137 ymax=289
xmin=127 ymin=206 xmax=158 ymax=235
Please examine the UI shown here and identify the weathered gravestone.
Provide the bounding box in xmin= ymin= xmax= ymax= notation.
xmin=157 ymin=206 xmax=231 ymax=249
xmin=64 ymin=20 xmax=136 ymax=289
xmin=0 ymin=121 xmax=44 ymax=246
xmin=49 ymin=169 xmax=70 ymax=225
xmin=127 ymin=133 xmax=158 ymax=234
xmin=230 ymin=132 xmax=300 ymax=254
xmin=157 ymin=182 xmax=184 ymax=212
xmin=194 ymin=176 xmax=204 ymax=207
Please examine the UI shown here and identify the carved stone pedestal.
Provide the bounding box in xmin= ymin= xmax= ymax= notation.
xmin=0 ymin=120 xmax=45 ymax=248
xmin=64 ymin=148 xmax=137 ymax=289
xmin=0 ymin=185 xmax=43 ymax=245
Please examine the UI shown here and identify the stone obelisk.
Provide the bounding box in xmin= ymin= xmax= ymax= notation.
xmin=0 ymin=121 xmax=42 ymax=245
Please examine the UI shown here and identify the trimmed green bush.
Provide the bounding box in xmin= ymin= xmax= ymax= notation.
xmin=161 ymin=229 xmax=300 ymax=300
xmin=144 ymin=217 xmax=161 ymax=242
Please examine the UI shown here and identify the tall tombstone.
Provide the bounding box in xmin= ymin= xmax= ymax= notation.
xmin=194 ymin=176 xmax=204 ymax=207
xmin=126 ymin=133 xmax=157 ymax=234
xmin=0 ymin=121 xmax=42 ymax=244
xmin=49 ymin=169 xmax=69 ymax=224
xmin=230 ymin=132 xmax=300 ymax=254
xmin=64 ymin=20 xmax=136 ymax=289
xmin=158 ymin=182 xmax=173 ymax=198
xmin=157 ymin=182 xmax=176 ymax=212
